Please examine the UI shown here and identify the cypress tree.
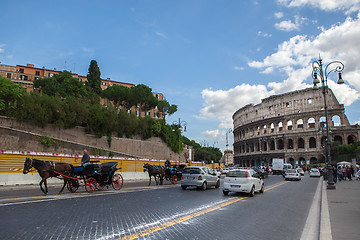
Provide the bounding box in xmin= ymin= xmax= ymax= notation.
xmin=86 ymin=60 xmax=102 ymax=95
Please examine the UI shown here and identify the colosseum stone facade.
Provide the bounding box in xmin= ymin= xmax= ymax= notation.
xmin=232 ymin=87 xmax=360 ymax=167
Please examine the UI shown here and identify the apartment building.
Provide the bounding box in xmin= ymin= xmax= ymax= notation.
xmin=0 ymin=61 xmax=164 ymax=118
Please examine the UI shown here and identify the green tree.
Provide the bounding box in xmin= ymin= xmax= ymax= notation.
xmin=157 ymin=100 xmax=177 ymax=119
xmin=86 ymin=60 xmax=102 ymax=95
xmin=0 ymin=76 xmax=24 ymax=113
xmin=128 ymin=84 xmax=158 ymax=112
xmin=33 ymin=71 xmax=87 ymax=98
xmin=102 ymin=84 xmax=130 ymax=109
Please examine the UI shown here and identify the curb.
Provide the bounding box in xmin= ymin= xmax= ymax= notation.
xmin=320 ymin=180 xmax=332 ymax=240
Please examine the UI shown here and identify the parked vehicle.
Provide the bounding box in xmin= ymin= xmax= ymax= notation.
xmin=296 ymin=168 xmax=305 ymax=176
xmin=222 ymin=169 xmax=264 ymax=197
xmin=253 ymin=168 xmax=268 ymax=179
xmin=309 ymin=168 xmax=321 ymax=177
xmin=181 ymin=166 xmax=220 ymax=190
xmin=221 ymin=168 xmax=230 ymax=175
xmin=284 ymin=169 xmax=301 ymax=181
xmin=272 ymin=158 xmax=284 ymax=175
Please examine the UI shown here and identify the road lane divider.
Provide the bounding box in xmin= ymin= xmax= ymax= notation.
xmin=120 ymin=181 xmax=289 ymax=240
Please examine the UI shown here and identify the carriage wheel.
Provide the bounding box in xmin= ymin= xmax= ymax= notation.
xmin=97 ymin=183 xmax=105 ymax=190
xmin=172 ymin=175 xmax=178 ymax=184
xmin=67 ymin=180 xmax=79 ymax=193
xmin=112 ymin=173 xmax=123 ymax=190
xmin=85 ymin=178 xmax=96 ymax=193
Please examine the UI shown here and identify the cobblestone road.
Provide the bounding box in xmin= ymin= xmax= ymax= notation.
xmin=0 ymin=176 xmax=319 ymax=240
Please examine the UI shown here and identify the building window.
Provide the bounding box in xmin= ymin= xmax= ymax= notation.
xmin=35 ymin=71 xmax=40 ymax=76
xmin=19 ymin=68 xmax=24 ymax=73
xmin=6 ymin=73 xmax=11 ymax=79
xmin=20 ymin=75 xmax=28 ymax=80
xmin=49 ymin=73 xmax=54 ymax=77
xmin=136 ymin=110 xmax=140 ymax=116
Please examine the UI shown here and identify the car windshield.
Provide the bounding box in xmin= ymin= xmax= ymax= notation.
xmin=183 ymin=168 xmax=201 ymax=174
xmin=227 ymin=171 xmax=247 ymax=177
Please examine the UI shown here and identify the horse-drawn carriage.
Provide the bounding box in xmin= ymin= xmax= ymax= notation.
xmin=67 ymin=161 xmax=123 ymax=193
xmin=143 ymin=163 xmax=183 ymax=185
xmin=23 ymin=158 xmax=123 ymax=194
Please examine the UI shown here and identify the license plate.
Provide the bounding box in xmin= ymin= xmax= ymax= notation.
xmin=231 ymin=185 xmax=241 ymax=188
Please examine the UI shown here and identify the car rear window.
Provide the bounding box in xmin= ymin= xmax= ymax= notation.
xmin=183 ymin=168 xmax=201 ymax=174
xmin=227 ymin=171 xmax=247 ymax=177
xmin=287 ymin=169 xmax=296 ymax=173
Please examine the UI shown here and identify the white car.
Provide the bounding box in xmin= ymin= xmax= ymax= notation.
xmin=181 ymin=166 xmax=220 ymax=190
xmin=296 ymin=168 xmax=305 ymax=176
xmin=222 ymin=169 xmax=264 ymax=197
xmin=309 ymin=168 xmax=321 ymax=177
xmin=284 ymin=169 xmax=301 ymax=181
xmin=221 ymin=168 xmax=230 ymax=174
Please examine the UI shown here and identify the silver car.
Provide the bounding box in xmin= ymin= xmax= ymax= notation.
xmin=181 ymin=166 xmax=220 ymax=190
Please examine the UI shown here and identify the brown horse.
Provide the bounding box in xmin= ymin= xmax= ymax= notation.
xmin=23 ymin=157 xmax=73 ymax=194
xmin=143 ymin=163 xmax=165 ymax=186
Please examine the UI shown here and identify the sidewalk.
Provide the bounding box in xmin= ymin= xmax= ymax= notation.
xmin=326 ymin=179 xmax=360 ymax=240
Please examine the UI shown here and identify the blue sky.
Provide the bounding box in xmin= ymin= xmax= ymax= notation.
xmin=1 ymin=0 xmax=360 ymax=152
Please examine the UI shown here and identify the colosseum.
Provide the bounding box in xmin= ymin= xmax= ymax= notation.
xmin=232 ymin=87 xmax=360 ymax=167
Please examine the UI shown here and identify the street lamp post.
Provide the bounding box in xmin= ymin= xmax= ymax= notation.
xmin=173 ymin=118 xmax=187 ymax=164
xmin=225 ymin=129 xmax=232 ymax=166
xmin=312 ymin=56 xmax=344 ymax=190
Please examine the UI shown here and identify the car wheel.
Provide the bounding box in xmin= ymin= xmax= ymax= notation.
xmin=223 ymin=190 xmax=229 ymax=196
xmin=260 ymin=184 xmax=264 ymax=193
xmin=285 ymin=178 xmax=288 ymax=181
xmin=249 ymin=186 xmax=255 ymax=197
xmin=181 ymin=186 xmax=187 ymax=190
xmin=215 ymin=180 xmax=220 ymax=188
xmin=201 ymin=182 xmax=207 ymax=191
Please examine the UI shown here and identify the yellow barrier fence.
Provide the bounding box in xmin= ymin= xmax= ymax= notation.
xmin=0 ymin=151 xmax=215 ymax=173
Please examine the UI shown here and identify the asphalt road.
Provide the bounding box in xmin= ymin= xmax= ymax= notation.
xmin=0 ymin=175 xmax=320 ymax=240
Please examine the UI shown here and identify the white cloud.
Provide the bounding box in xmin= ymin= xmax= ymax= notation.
xmin=199 ymin=13 xmax=360 ymax=131
xmin=258 ymin=31 xmax=272 ymax=37
xmin=0 ymin=43 xmax=5 ymax=53
xmin=250 ymin=14 xmax=360 ymax=103
xmin=203 ymin=129 xmax=221 ymax=139
xmin=275 ymin=12 xmax=284 ymax=19
xmin=155 ymin=31 xmax=168 ymax=39
xmin=200 ymin=84 xmax=273 ymax=129
xmin=275 ymin=16 xmax=308 ymax=31
xmin=278 ymin=0 xmax=360 ymax=14
xmin=234 ymin=65 xmax=244 ymax=71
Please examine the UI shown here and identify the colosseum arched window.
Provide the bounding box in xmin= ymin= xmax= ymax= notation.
xmin=307 ymin=117 xmax=315 ymax=128
xmin=309 ymin=137 xmax=316 ymax=148
xmin=263 ymin=141 xmax=267 ymax=151
xmin=270 ymin=123 xmax=275 ymax=133
xmin=332 ymin=115 xmax=341 ymax=127
xmin=256 ymin=126 xmax=260 ymax=135
xmin=287 ymin=120 xmax=293 ymax=130
xmin=297 ymin=119 xmax=304 ymax=129
xmin=278 ymin=122 xmax=283 ymax=131
xmin=334 ymin=135 xmax=343 ymax=144
xmin=256 ymin=142 xmax=260 ymax=151
xmin=270 ymin=140 xmax=275 ymax=150
xmin=278 ymin=139 xmax=284 ymax=149
xmin=320 ymin=116 xmax=326 ymax=127
xmin=263 ymin=124 xmax=267 ymax=134
xmin=288 ymin=139 xmax=294 ymax=149
xmin=348 ymin=135 xmax=356 ymax=144
xmin=298 ymin=138 xmax=305 ymax=149
xmin=251 ymin=143 xmax=255 ymax=152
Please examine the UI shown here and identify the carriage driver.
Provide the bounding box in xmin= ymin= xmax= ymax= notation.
xmin=81 ymin=149 xmax=90 ymax=166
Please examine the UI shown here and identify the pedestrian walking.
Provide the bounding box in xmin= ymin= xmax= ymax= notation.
xmin=332 ymin=165 xmax=337 ymax=183
xmin=355 ymin=169 xmax=360 ymax=180
xmin=337 ymin=167 xmax=343 ymax=181
xmin=346 ymin=167 xmax=352 ymax=181
xmin=342 ymin=167 xmax=347 ymax=180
